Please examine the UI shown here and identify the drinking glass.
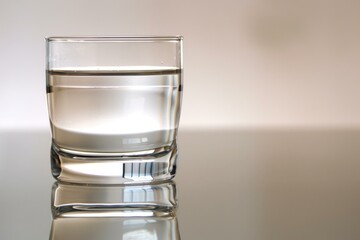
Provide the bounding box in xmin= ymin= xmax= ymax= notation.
xmin=46 ymin=36 xmax=183 ymax=184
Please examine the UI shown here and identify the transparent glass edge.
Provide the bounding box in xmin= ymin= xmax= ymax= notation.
xmin=45 ymin=36 xmax=183 ymax=42
xmin=45 ymin=36 xmax=184 ymax=70
xmin=179 ymin=38 xmax=183 ymax=70
xmin=45 ymin=37 xmax=50 ymax=71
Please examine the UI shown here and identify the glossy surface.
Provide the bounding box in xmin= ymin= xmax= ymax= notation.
xmin=52 ymin=181 xmax=178 ymax=217
xmin=1 ymin=129 xmax=360 ymax=239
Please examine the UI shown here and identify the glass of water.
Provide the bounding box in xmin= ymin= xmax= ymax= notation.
xmin=46 ymin=36 xmax=183 ymax=184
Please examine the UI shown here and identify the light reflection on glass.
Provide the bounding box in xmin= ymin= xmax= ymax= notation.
xmin=49 ymin=180 xmax=180 ymax=240
xmin=51 ymin=181 xmax=177 ymax=216
xmin=50 ymin=215 xmax=180 ymax=240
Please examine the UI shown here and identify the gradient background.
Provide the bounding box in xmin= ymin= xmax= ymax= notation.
xmin=1 ymin=0 xmax=359 ymax=130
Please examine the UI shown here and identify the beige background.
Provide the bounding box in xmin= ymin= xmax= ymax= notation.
xmin=1 ymin=0 xmax=359 ymax=129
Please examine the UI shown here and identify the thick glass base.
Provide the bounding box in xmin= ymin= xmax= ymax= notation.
xmin=50 ymin=141 xmax=178 ymax=184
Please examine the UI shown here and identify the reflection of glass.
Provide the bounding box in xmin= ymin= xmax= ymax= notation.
xmin=46 ymin=36 xmax=183 ymax=184
xmin=51 ymin=181 xmax=177 ymax=217
xmin=50 ymin=180 xmax=180 ymax=239
xmin=50 ymin=215 xmax=180 ymax=240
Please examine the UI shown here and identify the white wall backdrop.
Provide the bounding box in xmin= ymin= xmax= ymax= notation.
xmin=1 ymin=0 xmax=360 ymax=129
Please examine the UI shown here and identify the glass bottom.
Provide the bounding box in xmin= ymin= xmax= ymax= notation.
xmin=50 ymin=141 xmax=178 ymax=184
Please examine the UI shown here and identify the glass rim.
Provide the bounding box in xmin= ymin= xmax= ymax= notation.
xmin=46 ymin=36 xmax=183 ymax=42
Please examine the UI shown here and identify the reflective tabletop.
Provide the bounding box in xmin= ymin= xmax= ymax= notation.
xmin=1 ymin=129 xmax=360 ymax=239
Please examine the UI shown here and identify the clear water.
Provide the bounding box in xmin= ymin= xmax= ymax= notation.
xmin=47 ymin=67 xmax=182 ymax=154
